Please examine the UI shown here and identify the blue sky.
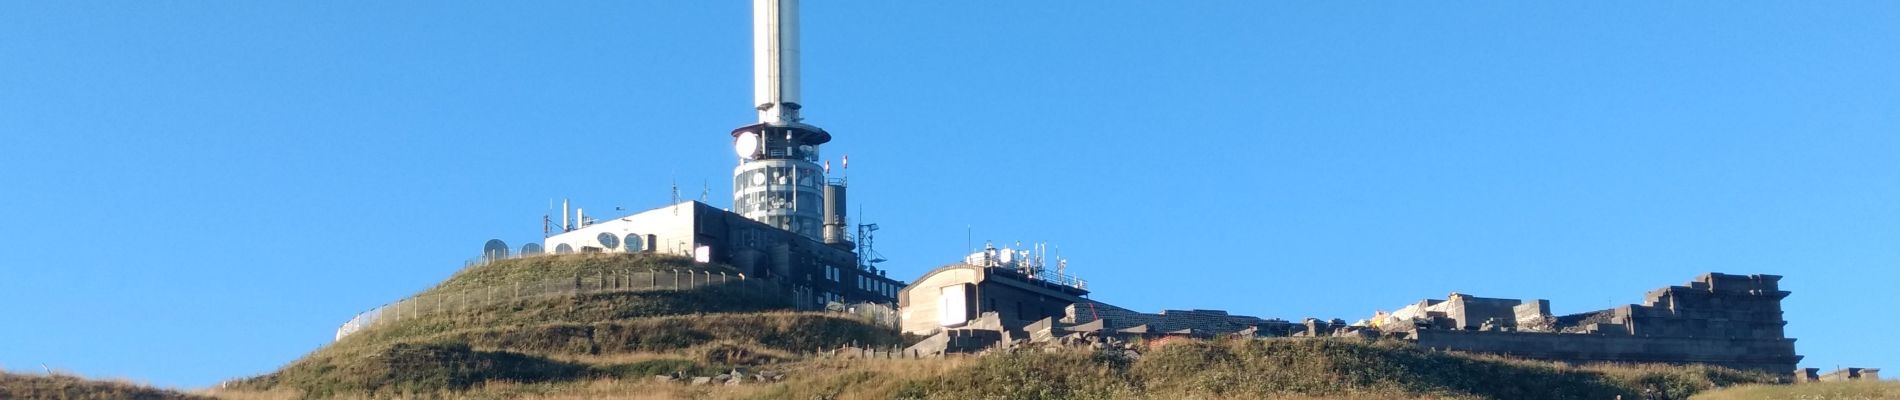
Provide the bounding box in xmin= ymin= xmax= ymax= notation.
xmin=3 ymin=1 xmax=1896 ymax=388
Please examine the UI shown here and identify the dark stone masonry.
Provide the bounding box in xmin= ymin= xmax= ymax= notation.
xmin=898 ymin=266 xmax=1810 ymax=380
xmin=1400 ymin=273 xmax=1801 ymax=375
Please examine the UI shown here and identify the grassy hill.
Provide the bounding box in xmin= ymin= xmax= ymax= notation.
xmin=1692 ymin=380 xmax=1900 ymax=399
xmin=739 ymin=338 xmax=1778 ymax=400
xmin=1 ymin=371 xmax=206 ymax=400
xmin=197 ymin=253 xmax=1800 ymax=399
xmin=215 ymin=253 xmax=901 ymax=399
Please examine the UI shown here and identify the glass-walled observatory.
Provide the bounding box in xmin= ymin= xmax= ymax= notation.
xmin=732 ymin=123 xmax=830 ymax=240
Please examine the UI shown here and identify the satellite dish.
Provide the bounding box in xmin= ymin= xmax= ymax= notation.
xmin=521 ymin=243 xmax=543 ymax=255
xmin=555 ymin=243 xmax=574 ymax=254
xmin=734 ymin=132 xmax=761 ymax=159
xmin=624 ymin=233 xmax=644 ymax=252
xmin=482 ymin=239 xmax=509 ymax=261
xmin=597 ymin=232 xmax=620 ymax=250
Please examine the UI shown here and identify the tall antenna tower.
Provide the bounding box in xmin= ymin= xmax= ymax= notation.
xmin=729 ymin=0 xmax=832 ymax=240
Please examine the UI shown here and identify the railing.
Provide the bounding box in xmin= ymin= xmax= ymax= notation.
xmin=334 ymin=267 xmax=762 ymax=340
xmin=1034 ymin=270 xmax=1088 ymax=291
xmin=837 ymin=301 xmax=899 ymax=330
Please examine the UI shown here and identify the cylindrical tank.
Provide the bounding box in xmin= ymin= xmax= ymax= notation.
xmin=822 ymin=183 xmax=850 ymax=247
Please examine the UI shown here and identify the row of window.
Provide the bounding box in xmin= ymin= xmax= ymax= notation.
xmin=824 ymin=265 xmax=900 ymax=298
xmin=860 ymin=275 xmax=898 ymax=298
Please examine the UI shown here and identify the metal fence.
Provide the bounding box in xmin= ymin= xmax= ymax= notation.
xmin=334 ymin=255 xmax=902 ymax=340
xmin=834 ymin=301 xmax=899 ymax=330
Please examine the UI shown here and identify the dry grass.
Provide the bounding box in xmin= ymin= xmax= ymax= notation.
xmin=430 ymin=253 xmax=725 ymax=296
xmin=744 ymin=338 xmax=1776 ymax=400
xmin=2 ymin=371 xmax=207 ymax=400
xmin=213 ymin=253 xmax=1781 ymax=400
xmin=207 ymin=338 xmax=1785 ymax=399
xmin=744 ymin=356 xmax=977 ymax=400
xmin=1691 ymin=380 xmax=1900 ymax=400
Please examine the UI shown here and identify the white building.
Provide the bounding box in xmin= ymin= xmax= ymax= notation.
xmin=542 ymin=200 xmax=904 ymax=309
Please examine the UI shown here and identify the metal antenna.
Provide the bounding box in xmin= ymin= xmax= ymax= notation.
xmin=754 ymin=0 xmax=802 ymax=124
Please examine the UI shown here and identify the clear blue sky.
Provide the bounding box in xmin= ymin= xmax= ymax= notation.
xmin=3 ymin=1 xmax=1896 ymax=389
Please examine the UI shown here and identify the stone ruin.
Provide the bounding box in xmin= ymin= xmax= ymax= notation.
xmin=900 ymin=272 xmax=1810 ymax=380
xmin=1370 ymin=273 xmax=1802 ymax=375
xmin=1796 ymin=367 xmax=1881 ymax=383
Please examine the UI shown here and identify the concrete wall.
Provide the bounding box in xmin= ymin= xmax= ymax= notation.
xmin=897 ymin=264 xmax=1090 ymax=336
xmin=1403 ymin=273 xmax=1802 ymax=377
xmin=898 ymin=266 xmax=982 ymax=335
xmin=544 ymin=202 xmax=701 ymax=257
xmin=1412 ymin=329 xmax=1800 ymax=373
xmin=1443 ymin=295 xmax=1523 ymax=330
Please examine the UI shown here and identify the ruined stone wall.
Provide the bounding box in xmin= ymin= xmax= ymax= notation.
xmin=1620 ymin=273 xmax=1790 ymax=339
xmin=1818 ymin=367 xmax=1882 ymax=382
xmin=1444 ymin=295 xmax=1524 ymax=330
xmin=1405 ymin=273 xmax=1801 ymax=377
xmin=1065 ymin=301 xmax=1281 ymax=335
xmin=1411 ymin=329 xmax=1799 ymax=374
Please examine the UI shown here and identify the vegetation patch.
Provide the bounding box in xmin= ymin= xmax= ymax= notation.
xmin=236 ymin=342 xmax=584 ymax=397
xmin=427 ymin=253 xmax=725 ymax=295
xmin=757 ymin=338 xmax=1778 ymax=400
xmin=0 ymin=372 xmax=205 ymax=400
xmin=593 ymin=358 xmax=724 ymax=379
xmin=1690 ymin=380 xmax=1900 ymax=400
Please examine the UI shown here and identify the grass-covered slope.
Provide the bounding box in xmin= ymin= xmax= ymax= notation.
xmin=1 ymin=372 xmax=206 ymax=400
xmin=1691 ymin=380 xmax=1900 ymax=400
xmin=752 ymin=338 xmax=1778 ymax=400
xmin=212 ymin=253 xmax=1785 ymax=400
xmin=222 ymin=253 xmax=902 ymax=398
